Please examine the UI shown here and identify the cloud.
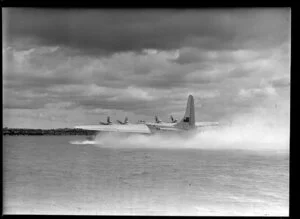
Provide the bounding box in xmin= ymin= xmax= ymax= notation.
xmin=270 ymin=76 xmax=290 ymax=87
xmin=108 ymin=86 xmax=155 ymax=101
xmin=4 ymin=8 xmax=290 ymax=56
xmin=174 ymin=47 xmax=267 ymax=65
xmin=238 ymin=86 xmax=277 ymax=99
xmin=2 ymin=9 xmax=291 ymax=128
xmin=44 ymin=101 xmax=74 ymax=110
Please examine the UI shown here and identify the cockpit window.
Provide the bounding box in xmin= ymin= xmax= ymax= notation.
xmin=183 ymin=117 xmax=190 ymax=122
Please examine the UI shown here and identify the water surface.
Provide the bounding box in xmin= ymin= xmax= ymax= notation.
xmin=3 ymin=136 xmax=289 ymax=215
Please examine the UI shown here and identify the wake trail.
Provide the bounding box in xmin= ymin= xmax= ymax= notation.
xmin=69 ymin=140 xmax=99 ymax=145
xmin=70 ymin=108 xmax=289 ymax=153
xmin=69 ymin=124 xmax=289 ymax=153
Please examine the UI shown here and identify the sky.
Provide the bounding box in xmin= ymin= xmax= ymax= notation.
xmin=3 ymin=8 xmax=290 ymax=129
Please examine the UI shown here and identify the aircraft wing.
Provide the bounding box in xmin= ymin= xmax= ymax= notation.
xmin=195 ymin=122 xmax=220 ymax=127
xmin=75 ymin=124 xmax=152 ymax=134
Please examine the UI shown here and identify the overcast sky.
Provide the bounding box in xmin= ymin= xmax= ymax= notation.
xmin=3 ymin=8 xmax=290 ymax=128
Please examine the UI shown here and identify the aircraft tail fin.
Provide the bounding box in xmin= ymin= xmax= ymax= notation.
xmin=175 ymin=95 xmax=195 ymax=130
xmin=107 ymin=116 xmax=111 ymax=123
xmin=124 ymin=116 xmax=128 ymax=123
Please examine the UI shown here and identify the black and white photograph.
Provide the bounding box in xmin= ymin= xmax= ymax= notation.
xmin=3 ymin=8 xmax=290 ymax=216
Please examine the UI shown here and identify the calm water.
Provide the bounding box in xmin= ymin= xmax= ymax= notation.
xmin=3 ymin=136 xmax=289 ymax=215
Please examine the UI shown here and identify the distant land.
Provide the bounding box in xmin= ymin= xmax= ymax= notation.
xmin=2 ymin=127 xmax=97 ymax=136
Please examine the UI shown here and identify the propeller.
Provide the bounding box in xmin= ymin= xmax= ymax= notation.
xmin=117 ymin=116 xmax=128 ymax=124
xmin=170 ymin=115 xmax=177 ymax=123
xmin=100 ymin=116 xmax=112 ymax=125
xmin=155 ymin=115 xmax=162 ymax=123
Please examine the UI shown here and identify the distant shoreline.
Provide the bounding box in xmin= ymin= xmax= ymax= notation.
xmin=2 ymin=128 xmax=97 ymax=136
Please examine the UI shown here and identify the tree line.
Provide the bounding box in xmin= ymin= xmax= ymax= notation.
xmin=2 ymin=127 xmax=97 ymax=136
